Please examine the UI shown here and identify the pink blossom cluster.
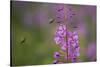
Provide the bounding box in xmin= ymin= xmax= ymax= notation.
xmin=53 ymin=24 xmax=80 ymax=63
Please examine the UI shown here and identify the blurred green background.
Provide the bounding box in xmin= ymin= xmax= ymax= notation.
xmin=11 ymin=1 xmax=96 ymax=66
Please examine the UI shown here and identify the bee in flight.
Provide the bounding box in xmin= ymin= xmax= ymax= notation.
xmin=20 ymin=37 xmax=26 ymax=44
xmin=49 ymin=19 xmax=55 ymax=24
xmin=49 ymin=18 xmax=62 ymax=24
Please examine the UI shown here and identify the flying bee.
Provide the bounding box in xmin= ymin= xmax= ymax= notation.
xmin=20 ymin=37 xmax=26 ymax=44
xmin=49 ymin=19 xmax=55 ymax=24
xmin=49 ymin=19 xmax=62 ymax=24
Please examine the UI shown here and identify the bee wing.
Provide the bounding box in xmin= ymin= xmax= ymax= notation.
xmin=49 ymin=19 xmax=55 ymax=24
xmin=20 ymin=37 xmax=26 ymax=44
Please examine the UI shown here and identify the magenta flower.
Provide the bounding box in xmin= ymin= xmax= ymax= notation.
xmin=52 ymin=4 xmax=80 ymax=64
xmin=67 ymin=31 xmax=80 ymax=57
xmin=53 ymin=24 xmax=80 ymax=63
xmin=54 ymin=24 xmax=80 ymax=62
xmin=54 ymin=24 xmax=66 ymax=46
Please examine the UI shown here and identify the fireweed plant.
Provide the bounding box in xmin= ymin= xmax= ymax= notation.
xmin=52 ymin=5 xmax=80 ymax=64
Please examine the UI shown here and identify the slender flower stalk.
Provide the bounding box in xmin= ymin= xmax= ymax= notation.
xmin=52 ymin=5 xmax=80 ymax=64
